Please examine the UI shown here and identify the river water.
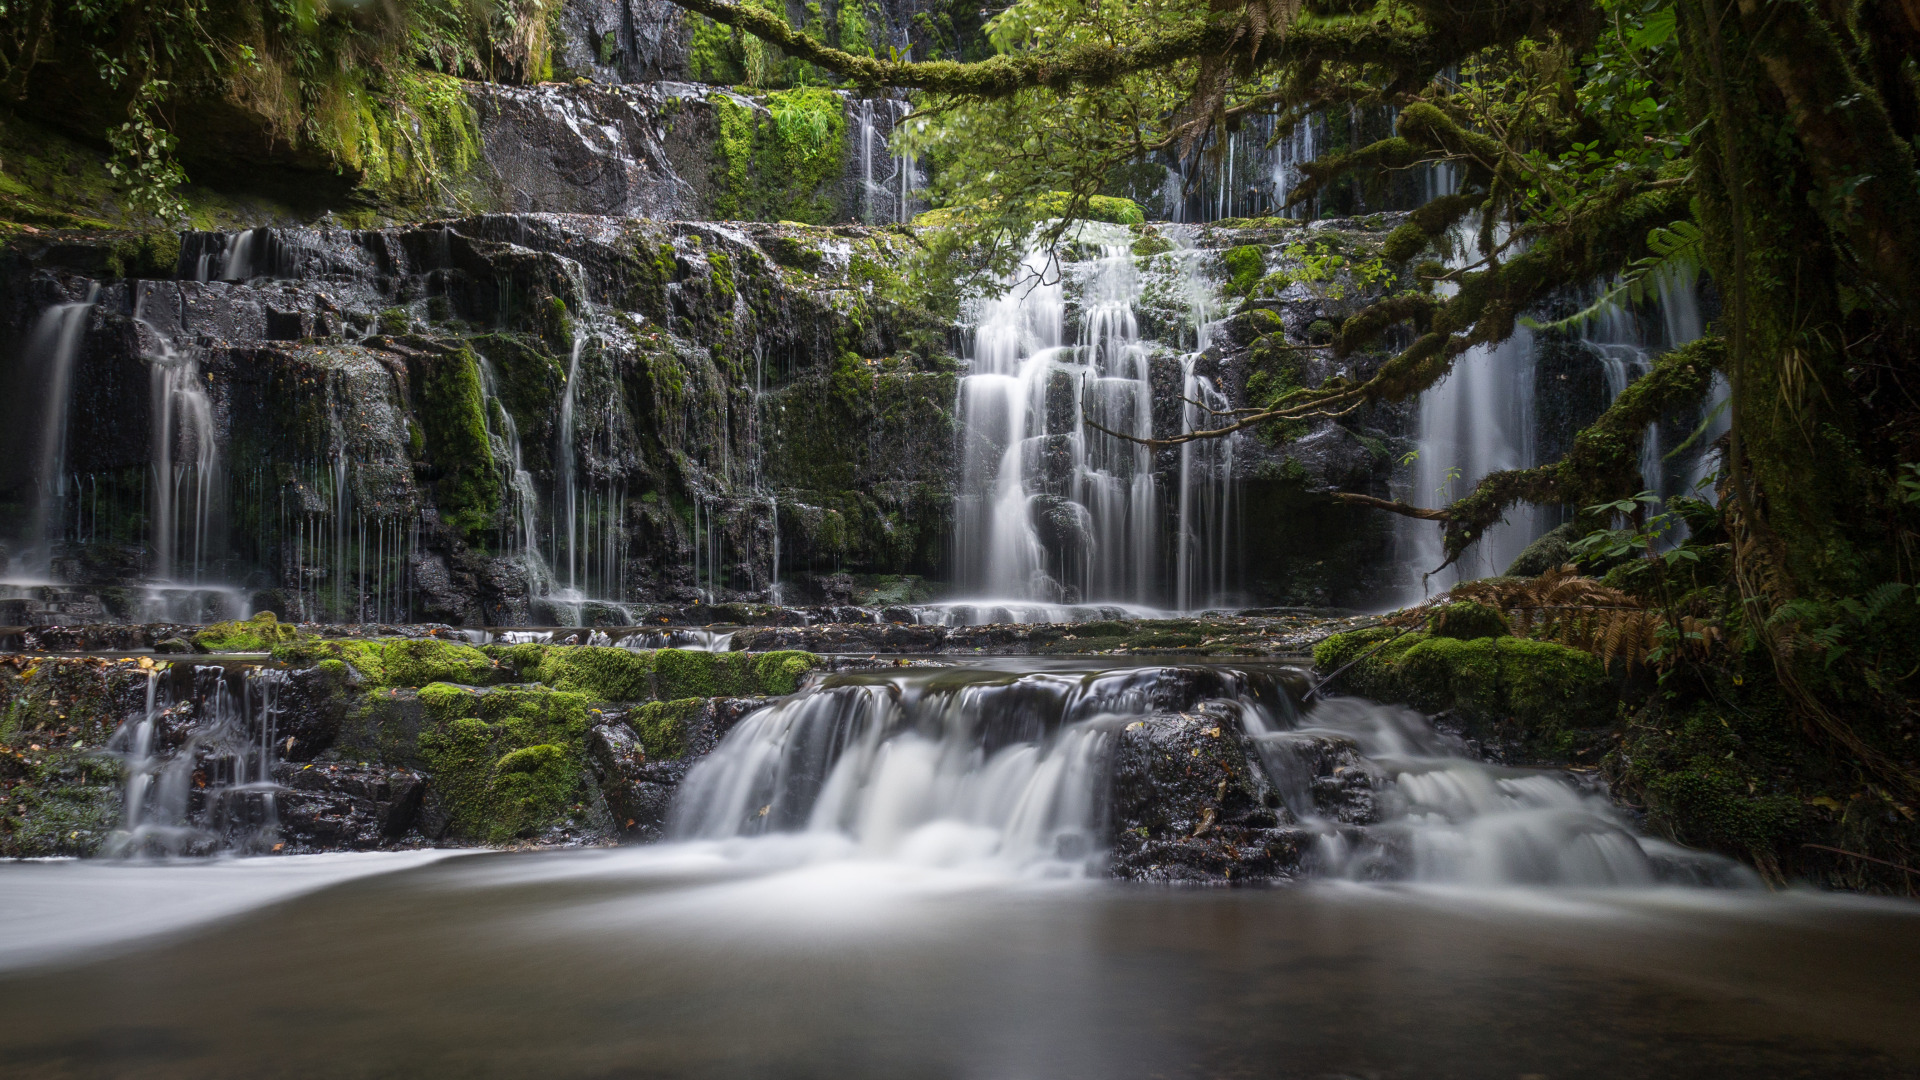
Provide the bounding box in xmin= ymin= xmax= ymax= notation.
xmin=0 ymin=850 xmax=1916 ymax=1078
xmin=1 ymin=660 xmax=1917 ymax=1077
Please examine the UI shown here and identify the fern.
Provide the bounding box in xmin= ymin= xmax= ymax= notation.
xmin=1440 ymin=564 xmax=1716 ymax=671
xmin=1523 ymin=221 xmax=1706 ymax=334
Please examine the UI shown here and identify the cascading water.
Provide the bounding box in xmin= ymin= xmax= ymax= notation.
xmin=546 ymin=326 xmax=632 ymax=623
xmin=669 ymin=660 xmax=1753 ymax=885
xmin=136 ymin=285 xmax=249 ymax=623
xmin=1399 ymin=222 xmax=1545 ymax=594
xmin=1575 ymin=266 xmax=1722 ymax=507
xmin=107 ymin=663 xmax=291 ymax=857
xmin=853 ymin=97 xmax=921 ymax=225
xmin=14 ymin=285 xmax=99 ymax=582
xmin=949 ymin=226 xmax=1237 ymax=620
xmin=473 ymin=350 xmax=555 ymax=605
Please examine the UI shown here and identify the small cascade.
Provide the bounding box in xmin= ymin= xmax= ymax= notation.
xmin=472 ymin=351 xmax=552 ymax=601
xmin=547 ymin=328 xmax=631 ymax=623
xmin=670 ymin=661 xmax=1753 ymax=885
xmin=107 ymin=663 xmax=291 ymax=857
xmin=15 ymin=285 xmax=99 ymax=581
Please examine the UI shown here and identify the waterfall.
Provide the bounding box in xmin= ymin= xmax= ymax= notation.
xmin=1576 ymin=266 xmax=1720 ymax=508
xmin=548 ymin=332 xmax=630 ymax=620
xmin=16 ymin=286 xmax=99 ymax=581
xmin=1400 ymin=222 xmax=1544 ymax=593
xmin=1177 ymin=354 xmax=1235 ymax=610
xmin=107 ymin=664 xmax=290 ymax=857
xmin=668 ymin=661 xmax=1752 ymax=885
xmin=853 ymin=98 xmax=921 ymax=225
xmin=137 ymin=287 xmax=248 ymax=622
xmin=948 ymin=227 xmax=1239 ymax=618
xmin=1408 ymin=327 xmax=1543 ymax=585
xmin=473 ymin=351 xmax=553 ymax=609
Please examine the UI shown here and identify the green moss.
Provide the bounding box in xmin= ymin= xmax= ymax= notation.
xmin=415 ymin=683 xmax=593 ymax=843
xmin=1030 ymin=192 xmax=1145 ymax=225
xmin=0 ymin=748 xmax=121 ymax=858
xmin=1223 ymin=245 xmax=1266 ymax=298
xmin=1614 ymin=695 xmax=1806 ymax=857
xmin=503 ymin=645 xmax=656 ymax=700
xmin=708 ymin=251 xmax=737 ymax=306
xmin=409 ymin=344 xmax=500 ymax=542
xmin=308 ymin=69 xmax=482 ymax=212
xmin=280 ymin=637 xmax=502 ymax=688
xmin=194 ymin=612 xmax=306 ymax=653
xmin=101 ymin=232 xmax=182 ymax=279
xmin=378 ymin=307 xmax=412 ymax=336
xmin=630 ymin=697 xmax=704 ymax=759
xmin=654 ymin=648 xmax=818 ymax=699
xmin=769 ymin=234 xmax=826 ymax=271
xmin=1428 ymin=602 xmax=1511 ymax=640
xmin=709 ymin=88 xmax=849 ymax=223
xmin=689 ymin=15 xmax=747 ymax=82
xmin=1131 ymin=233 xmax=1175 ymax=258
xmin=1315 ymin=630 xmax=1616 ymax=750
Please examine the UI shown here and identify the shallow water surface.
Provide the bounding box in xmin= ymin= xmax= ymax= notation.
xmin=1 ymin=848 xmax=1916 ymax=1079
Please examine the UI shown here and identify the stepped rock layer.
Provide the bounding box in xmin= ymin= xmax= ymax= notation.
xmin=0 ymin=214 xmax=1453 ymax=624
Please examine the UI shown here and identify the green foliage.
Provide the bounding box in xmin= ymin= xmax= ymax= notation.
xmin=1525 ymin=223 xmax=1705 ymax=333
xmin=710 ymin=88 xmax=848 ymax=222
xmin=103 ymin=80 xmax=187 ymax=221
xmin=1030 ymin=191 xmax=1143 ymax=225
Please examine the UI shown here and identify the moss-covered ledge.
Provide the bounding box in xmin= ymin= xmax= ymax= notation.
xmin=1312 ymin=622 xmax=1619 ymax=760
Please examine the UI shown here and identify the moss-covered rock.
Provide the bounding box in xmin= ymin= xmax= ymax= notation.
xmin=278 ymin=637 xmax=504 ymax=689
xmin=416 ymin=683 xmax=595 ymax=843
xmin=194 ymin=612 xmax=307 ymax=653
xmin=1313 ymin=629 xmax=1617 ymax=754
xmin=654 ymin=648 xmax=818 ymax=699
xmin=1428 ymin=602 xmax=1511 ymax=641
xmin=629 ymin=697 xmax=706 ymax=759
xmin=0 ymin=656 xmax=148 ymax=857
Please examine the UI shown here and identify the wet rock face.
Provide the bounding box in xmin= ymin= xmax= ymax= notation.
xmin=462 ymin=83 xmax=701 ymax=220
xmin=275 ymin=762 xmax=428 ymax=852
xmin=588 ymin=695 xmax=763 ymax=838
xmin=1 ymin=216 xmax=957 ymax=622
xmin=1107 ymin=703 xmax=1310 ymax=883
